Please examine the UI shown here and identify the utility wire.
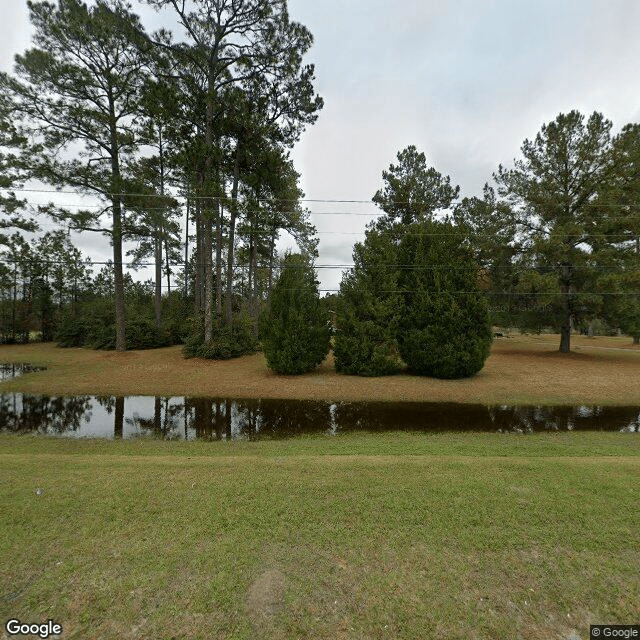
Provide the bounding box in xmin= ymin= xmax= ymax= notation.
xmin=144 ymin=285 xmax=640 ymax=295
xmin=0 ymin=257 xmax=639 ymax=272
xmin=5 ymin=186 xmax=640 ymax=209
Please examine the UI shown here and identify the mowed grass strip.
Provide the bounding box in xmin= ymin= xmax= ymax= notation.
xmin=0 ymin=334 xmax=639 ymax=404
xmin=1 ymin=434 xmax=639 ymax=640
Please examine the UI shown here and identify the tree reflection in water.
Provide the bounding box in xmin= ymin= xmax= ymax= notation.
xmin=0 ymin=395 xmax=638 ymax=438
xmin=126 ymin=397 xmax=184 ymax=439
xmin=236 ymin=399 xmax=332 ymax=439
xmin=489 ymin=405 xmax=640 ymax=433
xmin=96 ymin=396 xmax=125 ymax=439
xmin=0 ymin=363 xmax=46 ymax=381
xmin=0 ymin=394 xmax=92 ymax=433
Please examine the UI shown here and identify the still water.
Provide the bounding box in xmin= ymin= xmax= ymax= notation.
xmin=0 ymin=363 xmax=46 ymax=381
xmin=0 ymin=394 xmax=638 ymax=440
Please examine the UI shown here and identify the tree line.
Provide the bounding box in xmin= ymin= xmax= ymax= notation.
xmin=0 ymin=0 xmax=322 ymax=352
xmin=1 ymin=1 xmax=639 ymax=376
xmin=263 ymin=113 xmax=640 ymax=377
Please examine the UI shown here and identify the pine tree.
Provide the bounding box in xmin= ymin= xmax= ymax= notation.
xmin=397 ymin=220 xmax=492 ymax=378
xmin=145 ymin=0 xmax=323 ymax=343
xmin=334 ymin=225 xmax=403 ymax=376
xmin=595 ymin=123 xmax=640 ymax=343
xmin=1 ymin=0 xmax=154 ymax=351
xmin=494 ymin=111 xmax=615 ymax=352
xmin=259 ymin=253 xmax=329 ymax=374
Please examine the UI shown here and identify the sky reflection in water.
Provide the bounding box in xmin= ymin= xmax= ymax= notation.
xmin=0 ymin=394 xmax=638 ymax=440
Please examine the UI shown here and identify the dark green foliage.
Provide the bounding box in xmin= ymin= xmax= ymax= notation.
xmin=372 ymin=145 xmax=459 ymax=225
xmin=161 ymin=292 xmax=193 ymax=345
xmin=0 ymin=312 xmax=30 ymax=345
xmin=397 ymin=221 xmax=492 ymax=378
xmin=183 ymin=313 xmax=259 ymax=360
xmin=56 ymin=307 xmax=171 ymax=351
xmin=55 ymin=275 xmax=175 ymax=350
xmin=335 ymin=147 xmax=486 ymax=378
xmin=259 ymin=253 xmax=330 ymax=374
xmin=125 ymin=318 xmax=171 ymax=350
xmin=494 ymin=111 xmax=614 ymax=352
xmin=594 ymin=124 xmax=640 ymax=343
xmin=334 ymin=227 xmax=403 ymax=376
xmin=453 ymin=185 xmax=521 ymax=327
xmin=599 ymin=271 xmax=640 ymax=342
xmin=54 ymin=314 xmax=88 ymax=348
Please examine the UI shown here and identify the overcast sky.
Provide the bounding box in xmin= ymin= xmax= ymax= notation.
xmin=2 ymin=0 xmax=640 ymax=291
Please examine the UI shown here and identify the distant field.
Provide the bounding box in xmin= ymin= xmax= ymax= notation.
xmin=0 ymin=433 xmax=638 ymax=640
xmin=0 ymin=334 xmax=639 ymax=404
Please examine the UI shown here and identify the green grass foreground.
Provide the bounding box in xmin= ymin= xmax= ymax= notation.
xmin=1 ymin=432 xmax=639 ymax=639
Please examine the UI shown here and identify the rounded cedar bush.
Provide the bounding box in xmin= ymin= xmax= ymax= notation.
xmin=397 ymin=220 xmax=492 ymax=378
xmin=333 ymin=226 xmax=403 ymax=376
xmin=259 ymin=253 xmax=330 ymax=375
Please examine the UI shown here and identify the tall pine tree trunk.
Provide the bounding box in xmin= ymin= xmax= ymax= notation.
xmin=250 ymin=235 xmax=259 ymax=339
xmin=109 ymin=95 xmax=126 ymax=351
xmin=155 ymin=124 xmax=166 ymax=328
xmin=154 ymin=230 xmax=162 ymax=328
xmin=225 ymin=147 xmax=240 ymax=327
xmin=112 ymin=197 xmax=127 ymax=352
xmin=184 ymin=198 xmax=189 ymax=301
xmin=215 ymin=197 xmax=223 ymax=325
xmin=268 ymin=223 xmax=277 ymax=295
xmin=203 ymin=66 xmax=216 ymax=343
xmin=12 ymin=261 xmax=17 ymax=341
xmin=194 ymin=208 xmax=202 ymax=313
xmin=164 ymin=232 xmax=171 ymax=296
xmin=559 ymin=264 xmax=572 ymax=353
xmin=203 ymin=214 xmax=214 ymax=342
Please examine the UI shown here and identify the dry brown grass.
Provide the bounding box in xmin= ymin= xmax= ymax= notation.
xmin=0 ymin=333 xmax=639 ymax=404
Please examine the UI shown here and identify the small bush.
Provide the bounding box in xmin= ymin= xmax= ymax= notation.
xmin=183 ymin=313 xmax=258 ymax=360
xmin=55 ymin=314 xmax=90 ymax=348
xmin=126 ymin=317 xmax=171 ymax=350
xmin=333 ymin=325 xmax=402 ymax=376
xmin=56 ymin=309 xmax=171 ymax=350
xmin=259 ymin=253 xmax=330 ymax=374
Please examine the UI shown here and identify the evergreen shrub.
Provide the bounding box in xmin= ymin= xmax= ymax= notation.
xmin=56 ymin=305 xmax=171 ymax=350
xmin=333 ymin=227 xmax=403 ymax=376
xmin=182 ymin=313 xmax=258 ymax=360
xmin=397 ymin=221 xmax=492 ymax=378
xmin=259 ymin=253 xmax=330 ymax=374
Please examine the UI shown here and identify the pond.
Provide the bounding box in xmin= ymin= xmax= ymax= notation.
xmin=0 ymin=363 xmax=46 ymax=381
xmin=0 ymin=394 xmax=638 ymax=440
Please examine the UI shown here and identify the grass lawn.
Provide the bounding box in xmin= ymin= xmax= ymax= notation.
xmin=0 ymin=333 xmax=639 ymax=404
xmin=1 ymin=335 xmax=639 ymax=638
xmin=1 ymin=432 xmax=639 ymax=640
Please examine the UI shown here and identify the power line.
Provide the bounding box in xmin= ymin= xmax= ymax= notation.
xmin=6 ymin=186 xmax=640 ymax=210
xmin=150 ymin=285 xmax=640 ymax=295
xmin=1 ymin=256 xmax=639 ymax=272
xmin=32 ymin=202 xmax=384 ymax=216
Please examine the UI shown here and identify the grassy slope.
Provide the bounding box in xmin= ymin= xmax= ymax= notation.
xmin=0 ymin=334 xmax=639 ymax=404
xmin=1 ymin=433 xmax=639 ymax=640
xmin=1 ymin=337 xmax=639 ymax=638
